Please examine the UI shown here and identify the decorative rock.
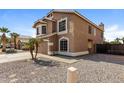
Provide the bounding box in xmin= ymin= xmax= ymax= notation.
xmin=9 ymin=74 xmax=16 ymax=78
xmin=27 ymin=59 xmax=31 ymax=62
xmin=30 ymin=72 xmax=35 ymax=75
xmin=67 ymin=67 xmax=78 ymax=83
xmin=9 ymin=78 xmax=18 ymax=83
xmin=35 ymin=68 xmax=41 ymax=70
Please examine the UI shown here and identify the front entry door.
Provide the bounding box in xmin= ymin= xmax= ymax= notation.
xmin=88 ymin=40 xmax=93 ymax=54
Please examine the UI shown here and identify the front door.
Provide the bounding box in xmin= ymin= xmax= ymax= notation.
xmin=88 ymin=40 xmax=93 ymax=54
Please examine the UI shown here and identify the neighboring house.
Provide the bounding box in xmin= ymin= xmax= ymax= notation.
xmin=11 ymin=35 xmax=32 ymax=49
xmin=33 ymin=9 xmax=104 ymax=56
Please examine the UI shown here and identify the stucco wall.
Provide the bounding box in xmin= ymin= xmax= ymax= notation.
xmin=52 ymin=12 xmax=75 ymax=52
xmin=72 ymin=14 xmax=103 ymax=52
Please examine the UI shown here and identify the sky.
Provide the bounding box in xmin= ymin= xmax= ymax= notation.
xmin=0 ymin=9 xmax=124 ymax=41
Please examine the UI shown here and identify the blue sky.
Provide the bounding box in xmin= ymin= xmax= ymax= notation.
xmin=0 ymin=9 xmax=124 ymax=41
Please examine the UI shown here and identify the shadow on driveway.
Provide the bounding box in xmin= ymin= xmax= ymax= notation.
xmin=77 ymin=54 xmax=124 ymax=65
xmin=55 ymin=54 xmax=124 ymax=65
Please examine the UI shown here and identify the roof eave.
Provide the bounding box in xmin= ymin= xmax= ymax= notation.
xmin=33 ymin=20 xmax=47 ymax=28
xmin=47 ymin=9 xmax=104 ymax=31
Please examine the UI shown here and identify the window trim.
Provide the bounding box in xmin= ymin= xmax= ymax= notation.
xmin=57 ymin=17 xmax=68 ymax=35
xmin=36 ymin=24 xmax=47 ymax=36
xmin=88 ymin=25 xmax=92 ymax=34
xmin=36 ymin=27 xmax=40 ymax=35
xmin=59 ymin=37 xmax=69 ymax=52
xmin=93 ymin=28 xmax=96 ymax=36
xmin=41 ymin=25 xmax=47 ymax=34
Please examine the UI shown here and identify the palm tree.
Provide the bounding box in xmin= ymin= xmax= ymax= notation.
xmin=28 ymin=38 xmax=35 ymax=60
xmin=0 ymin=27 xmax=10 ymax=52
xmin=115 ymin=38 xmax=121 ymax=44
xmin=28 ymin=38 xmax=41 ymax=61
xmin=10 ymin=32 xmax=19 ymax=49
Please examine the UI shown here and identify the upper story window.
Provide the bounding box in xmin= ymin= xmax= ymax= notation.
xmin=36 ymin=25 xmax=47 ymax=36
xmin=59 ymin=20 xmax=66 ymax=32
xmin=93 ymin=28 xmax=96 ymax=36
xmin=42 ymin=26 xmax=46 ymax=34
xmin=57 ymin=17 xmax=67 ymax=34
xmin=88 ymin=25 xmax=92 ymax=34
xmin=36 ymin=27 xmax=40 ymax=35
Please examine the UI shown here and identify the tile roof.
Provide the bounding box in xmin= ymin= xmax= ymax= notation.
xmin=52 ymin=9 xmax=75 ymax=13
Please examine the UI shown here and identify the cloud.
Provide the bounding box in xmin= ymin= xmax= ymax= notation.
xmin=104 ymin=25 xmax=124 ymax=41
xmin=105 ymin=25 xmax=118 ymax=31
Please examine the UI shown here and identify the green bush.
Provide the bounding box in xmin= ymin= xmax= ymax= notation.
xmin=6 ymin=49 xmax=17 ymax=54
xmin=21 ymin=43 xmax=30 ymax=50
xmin=21 ymin=45 xmax=29 ymax=50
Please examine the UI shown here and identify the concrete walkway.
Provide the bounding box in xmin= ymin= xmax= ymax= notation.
xmin=38 ymin=54 xmax=79 ymax=64
xmin=0 ymin=52 xmax=79 ymax=64
xmin=0 ymin=52 xmax=31 ymax=63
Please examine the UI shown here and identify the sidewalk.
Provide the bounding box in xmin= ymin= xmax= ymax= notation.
xmin=0 ymin=52 xmax=31 ymax=63
xmin=0 ymin=52 xmax=79 ymax=64
xmin=37 ymin=54 xmax=79 ymax=64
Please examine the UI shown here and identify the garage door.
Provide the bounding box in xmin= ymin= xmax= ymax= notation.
xmin=38 ymin=41 xmax=48 ymax=54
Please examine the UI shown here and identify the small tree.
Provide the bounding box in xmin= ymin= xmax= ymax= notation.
xmin=121 ymin=37 xmax=124 ymax=44
xmin=28 ymin=38 xmax=41 ymax=61
xmin=0 ymin=27 xmax=10 ymax=52
xmin=110 ymin=38 xmax=121 ymax=44
xmin=10 ymin=32 xmax=19 ymax=49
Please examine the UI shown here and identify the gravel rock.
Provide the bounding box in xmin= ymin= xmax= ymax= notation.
xmin=0 ymin=54 xmax=124 ymax=83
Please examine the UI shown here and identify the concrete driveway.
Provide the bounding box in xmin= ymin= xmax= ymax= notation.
xmin=0 ymin=52 xmax=78 ymax=64
xmin=0 ymin=52 xmax=32 ymax=63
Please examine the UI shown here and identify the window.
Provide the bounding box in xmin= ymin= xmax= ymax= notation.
xmin=42 ymin=26 xmax=46 ymax=34
xmin=88 ymin=26 xmax=92 ymax=34
xmin=58 ymin=18 xmax=67 ymax=33
xmin=36 ymin=27 xmax=40 ymax=35
xmin=60 ymin=38 xmax=68 ymax=52
xmin=93 ymin=28 xmax=96 ymax=36
xmin=59 ymin=20 xmax=66 ymax=32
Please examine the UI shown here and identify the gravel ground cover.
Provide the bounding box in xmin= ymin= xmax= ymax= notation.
xmin=0 ymin=54 xmax=124 ymax=83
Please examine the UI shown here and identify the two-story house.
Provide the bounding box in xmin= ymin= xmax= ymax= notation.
xmin=33 ymin=9 xmax=104 ymax=56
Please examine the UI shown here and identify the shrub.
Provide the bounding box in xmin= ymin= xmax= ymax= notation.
xmin=21 ymin=45 xmax=30 ymax=50
xmin=6 ymin=49 xmax=17 ymax=54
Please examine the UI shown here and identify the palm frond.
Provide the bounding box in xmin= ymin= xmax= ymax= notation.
xmin=0 ymin=27 xmax=10 ymax=33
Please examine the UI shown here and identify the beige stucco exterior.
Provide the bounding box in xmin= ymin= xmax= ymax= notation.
xmin=33 ymin=10 xmax=104 ymax=56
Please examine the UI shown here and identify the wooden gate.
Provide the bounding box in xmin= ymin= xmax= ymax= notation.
xmin=96 ymin=44 xmax=124 ymax=55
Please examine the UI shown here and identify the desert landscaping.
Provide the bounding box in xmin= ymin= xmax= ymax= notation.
xmin=0 ymin=54 xmax=124 ymax=83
